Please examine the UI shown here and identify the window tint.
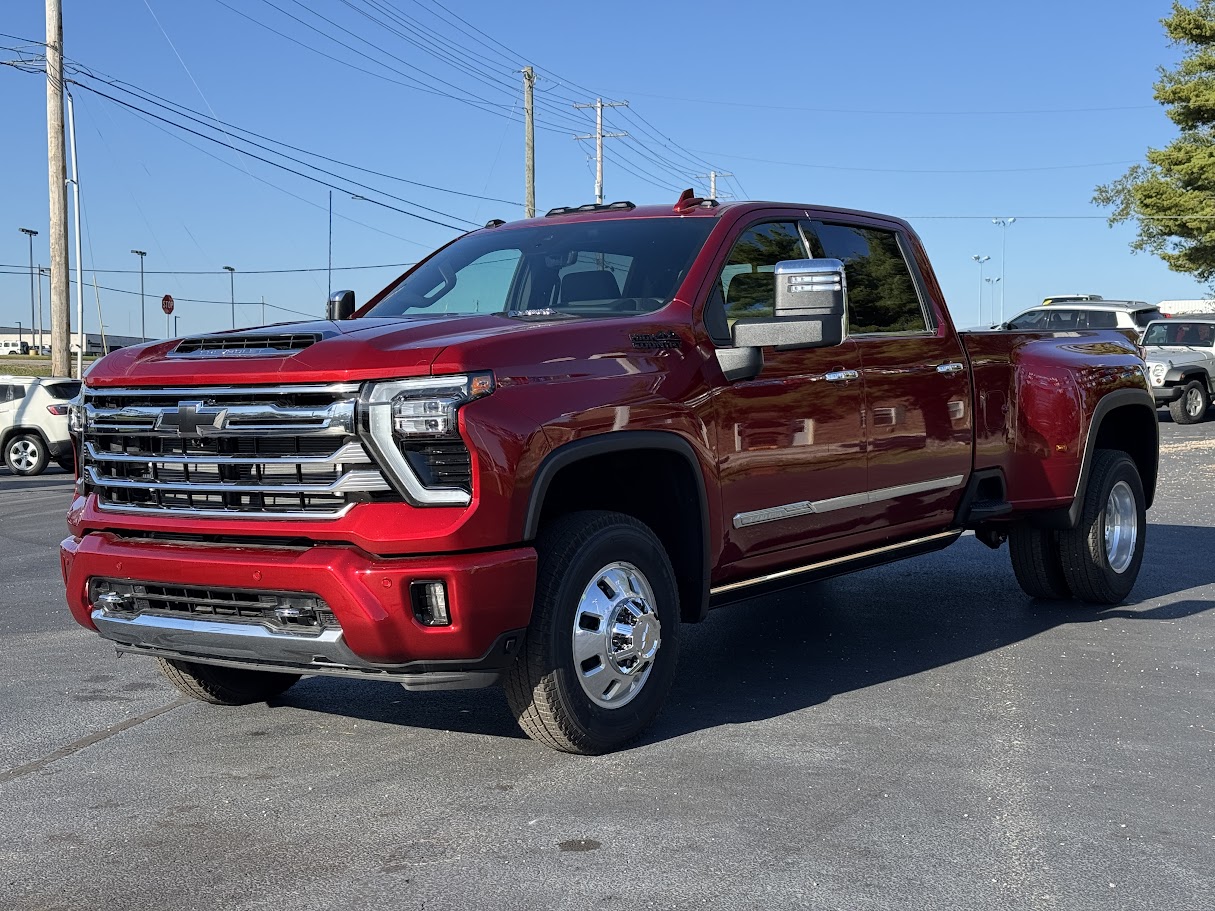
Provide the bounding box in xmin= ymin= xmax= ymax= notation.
xmin=44 ymin=381 xmax=81 ymax=400
xmin=1047 ymin=310 xmax=1082 ymax=330
xmin=1007 ymin=310 xmax=1049 ymax=329
xmin=1084 ymin=310 xmax=1118 ymax=329
xmin=1133 ymin=308 xmax=1164 ymax=328
xmin=805 ymin=222 xmax=927 ymax=334
xmin=717 ymin=222 xmax=807 ymax=321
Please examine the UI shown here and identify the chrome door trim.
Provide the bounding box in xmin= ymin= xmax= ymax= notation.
xmin=936 ymin=362 xmax=965 ymax=373
xmin=733 ymin=474 xmax=964 ymax=529
xmin=824 ymin=369 xmax=860 ymax=383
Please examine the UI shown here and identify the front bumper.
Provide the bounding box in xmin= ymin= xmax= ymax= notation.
xmin=1153 ymin=385 xmax=1185 ymax=406
xmin=61 ymin=533 xmax=537 ymax=684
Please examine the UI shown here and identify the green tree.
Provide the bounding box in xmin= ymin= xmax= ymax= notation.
xmin=1094 ymin=0 xmax=1215 ymax=283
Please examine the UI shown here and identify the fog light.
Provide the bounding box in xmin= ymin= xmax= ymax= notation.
xmin=410 ymin=581 xmax=450 ymax=626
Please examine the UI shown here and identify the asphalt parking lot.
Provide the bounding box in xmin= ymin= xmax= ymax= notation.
xmin=2 ymin=422 xmax=1211 ymax=911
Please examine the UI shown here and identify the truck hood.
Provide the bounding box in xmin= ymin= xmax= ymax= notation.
xmin=84 ymin=315 xmax=551 ymax=388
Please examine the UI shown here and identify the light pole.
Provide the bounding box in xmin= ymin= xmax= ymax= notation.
xmin=223 ymin=265 xmax=236 ymax=329
xmin=16 ymin=321 xmax=23 ymax=353
xmin=985 ymin=277 xmax=1002 ymax=325
xmin=992 ymin=218 xmax=1015 ymax=323
xmin=971 ymin=254 xmax=990 ymax=325
xmin=19 ymin=228 xmax=38 ymax=351
xmin=131 ymin=250 xmax=147 ymax=341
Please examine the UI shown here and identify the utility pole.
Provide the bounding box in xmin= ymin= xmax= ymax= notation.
xmin=327 ymin=190 xmax=333 ymax=300
xmin=224 ymin=265 xmax=236 ymax=329
xmin=523 ymin=66 xmax=535 ymax=218
xmin=20 ymin=228 xmax=38 ymax=352
xmin=693 ymin=171 xmax=733 ymax=201
xmin=67 ymin=88 xmax=84 ymax=379
xmin=971 ymin=254 xmax=990 ymax=325
xmin=131 ymin=250 xmax=146 ymax=341
xmin=573 ymin=98 xmax=628 ymax=204
xmin=37 ymin=266 xmax=44 ymax=352
xmin=46 ymin=0 xmax=71 ymax=377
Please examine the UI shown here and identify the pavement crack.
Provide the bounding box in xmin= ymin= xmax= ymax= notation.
xmin=0 ymin=696 xmax=189 ymax=786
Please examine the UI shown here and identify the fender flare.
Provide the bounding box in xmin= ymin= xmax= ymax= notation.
xmin=523 ymin=430 xmax=713 ymax=622
xmin=1038 ymin=387 xmax=1158 ymax=529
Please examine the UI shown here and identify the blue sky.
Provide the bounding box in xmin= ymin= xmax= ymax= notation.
xmin=0 ymin=0 xmax=1203 ymax=339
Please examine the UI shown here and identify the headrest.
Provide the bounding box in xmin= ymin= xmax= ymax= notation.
xmin=560 ymin=270 xmax=620 ymax=304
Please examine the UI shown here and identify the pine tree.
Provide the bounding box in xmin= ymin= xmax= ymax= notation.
xmin=1094 ymin=0 xmax=1215 ymax=284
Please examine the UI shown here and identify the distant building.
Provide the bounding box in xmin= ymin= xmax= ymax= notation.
xmin=0 ymin=326 xmax=150 ymax=356
xmin=1158 ymin=299 xmax=1215 ymax=316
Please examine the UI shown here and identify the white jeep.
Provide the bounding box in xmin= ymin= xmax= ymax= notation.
xmin=1143 ymin=318 xmax=1215 ymax=424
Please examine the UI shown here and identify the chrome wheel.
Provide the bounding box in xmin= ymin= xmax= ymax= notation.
xmin=1104 ymin=480 xmax=1138 ymax=574
xmin=1185 ymin=386 xmax=1205 ymax=418
xmin=571 ymin=561 xmax=661 ymax=709
xmin=7 ymin=439 xmax=38 ymax=473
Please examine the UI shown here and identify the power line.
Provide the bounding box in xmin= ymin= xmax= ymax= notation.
xmin=0 ymin=261 xmax=415 ymax=275
xmin=689 ymin=148 xmax=1138 ymax=175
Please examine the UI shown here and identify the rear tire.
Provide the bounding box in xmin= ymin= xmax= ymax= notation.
xmin=505 ymin=510 xmax=680 ymax=755
xmin=1008 ymin=524 xmax=1071 ymax=600
xmin=1168 ymin=380 xmax=1209 ymax=424
xmin=1058 ymin=450 xmax=1146 ymax=604
xmin=5 ymin=433 xmax=48 ymax=476
xmin=157 ymin=658 xmax=300 ymax=705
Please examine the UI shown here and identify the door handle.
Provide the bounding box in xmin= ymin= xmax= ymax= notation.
xmin=825 ymin=369 xmax=860 ymax=382
xmin=936 ymin=362 xmax=965 ymax=374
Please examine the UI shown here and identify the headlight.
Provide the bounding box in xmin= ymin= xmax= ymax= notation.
xmin=360 ymin=373 xmax=494 ymax=506
xmin=1149 ymin=362 xmax=1167 ymax=386
xmin=68 ymin=398 xmax=86 ymax=433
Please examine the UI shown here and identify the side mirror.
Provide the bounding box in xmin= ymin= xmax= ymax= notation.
xmin=327 ymin=289 xmax=356 ymax=321
xmin=730 ymin=258 xmax=847 ymax=351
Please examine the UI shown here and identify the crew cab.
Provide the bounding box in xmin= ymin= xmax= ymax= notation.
xmin=61 ymin=194 xmax=1159 ymax=754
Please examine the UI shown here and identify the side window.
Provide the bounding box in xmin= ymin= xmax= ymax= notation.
xmin=1047 ymin=310 xmax=1081 ymax=330
xmin=805 ymin=221 xmax=928 ymax=334
xmin=1008 ymin=310 xmax=1047 ymax=329
xmin=717 ymin=222 xmax=807 ymax=323
xmin=1085 ymin=310 xmax=1117 ymax=329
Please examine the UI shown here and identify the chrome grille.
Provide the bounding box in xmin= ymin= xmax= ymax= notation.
xmin=81 ymin=383 xmax=399 ymax=519
xmin=89 ymin=578 xmax=338 ymax=635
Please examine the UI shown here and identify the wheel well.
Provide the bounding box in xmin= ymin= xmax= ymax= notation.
xmin=1093 ymin=404 xmax=1158 ymax=508
xmin=0 ymin=426 xmax=49 ymax=453
xmin=532 ymin=448 xmax=708 ymax=623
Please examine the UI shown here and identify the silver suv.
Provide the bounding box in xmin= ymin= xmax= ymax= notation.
xmin=0 ymin=376 xmax=80 ymax=475
xmin=1143 ymin=319 xmax=1215 ymax=424
xmin=1001 ymin=300 xmax=1163 ymax=336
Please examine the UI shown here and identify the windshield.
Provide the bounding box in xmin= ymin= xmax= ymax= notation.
xmin=1142 ymin=322 xmax=1215 ymax=347
xmin=367 ymin=218 xmax=715 ymax=319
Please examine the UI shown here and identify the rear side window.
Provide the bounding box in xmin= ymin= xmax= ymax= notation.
xmin=1133 ymin=309 xmax=1164 ymax=328
xmin=43 ymin=381 xmax=81 ymax=400
xmin=1083 ymin=310 xmax=1118 ymax=329
xmin=804 ymin=221 xmax=927 ymax=334
xmin=1047 ymin=310 xmax=1082 ymax=330
xmin=3 ymin=384 xmax=27 ymax=402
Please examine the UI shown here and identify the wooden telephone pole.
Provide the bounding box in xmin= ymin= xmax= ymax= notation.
xmin=45 ymin=0 xmax=71 ymax=377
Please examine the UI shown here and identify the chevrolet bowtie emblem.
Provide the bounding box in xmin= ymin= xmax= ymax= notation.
xmin=156 ymin=401 xmax=222 ymax=436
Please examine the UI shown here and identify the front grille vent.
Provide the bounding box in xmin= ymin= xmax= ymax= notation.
xmin=90 ymin=578 xmax=338 ymax=635
xmin=173 ymin=333 xmax=322 ymax=357
xmin=80 ymin=383 xmax=401 ymax=519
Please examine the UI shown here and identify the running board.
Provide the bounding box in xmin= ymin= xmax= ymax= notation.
xmin=708 ymin=529 xmax=962 ymax=608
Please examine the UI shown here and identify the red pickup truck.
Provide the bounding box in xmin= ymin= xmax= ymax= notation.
xmin=61 ymin=194 xmax=1158 ymax=754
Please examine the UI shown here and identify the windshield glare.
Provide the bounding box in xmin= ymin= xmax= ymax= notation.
xmin=367 ymin=218 xmax=715 ymax=319
xmin=1142 ymin=322 xmax=1215 ymax=347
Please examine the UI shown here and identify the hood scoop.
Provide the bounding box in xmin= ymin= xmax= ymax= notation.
xmin=170 ymin=331 xmax=326 ymax=358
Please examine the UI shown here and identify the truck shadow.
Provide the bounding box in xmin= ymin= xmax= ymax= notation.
xmin=275 ymin=522 xmax=1213 ymax=746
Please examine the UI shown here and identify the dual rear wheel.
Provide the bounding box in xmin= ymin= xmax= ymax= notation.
xmin=1009 ymin=449 xmax=1146 ymax=604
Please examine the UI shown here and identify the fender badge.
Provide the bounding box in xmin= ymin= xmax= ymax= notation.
xmin=630 ymin=331 xmax=682 ymax=351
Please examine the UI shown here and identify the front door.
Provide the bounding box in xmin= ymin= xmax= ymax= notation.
xmin=707 ymin=220 xmax=869 ymax=564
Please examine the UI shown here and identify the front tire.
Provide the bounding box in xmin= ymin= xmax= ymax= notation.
xmin=1058 ymin=450 xmax=1147 ymax=604
xmin=1168 ymin=380 xmax=1210 ymax=424
xmin=157 ymin=658 xmax=300 ymax=705
xmin=5 ymin=433 xmax=48 ymax=476
xmin=505 ymin=511 xmax=680 ymax=754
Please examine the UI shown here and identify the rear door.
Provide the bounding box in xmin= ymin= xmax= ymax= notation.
xmin=804 ymin=217 xmax=973 ymax=532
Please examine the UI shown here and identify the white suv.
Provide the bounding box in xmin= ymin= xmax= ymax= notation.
xmin=1001 ymin=300 xmax=1164 ymax=336
xmin=0 ymin=376 xmax=80 ymax=475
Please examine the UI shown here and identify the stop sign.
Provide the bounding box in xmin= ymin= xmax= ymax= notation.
xmin=161 ymin=294 xmax=174 ymax=315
